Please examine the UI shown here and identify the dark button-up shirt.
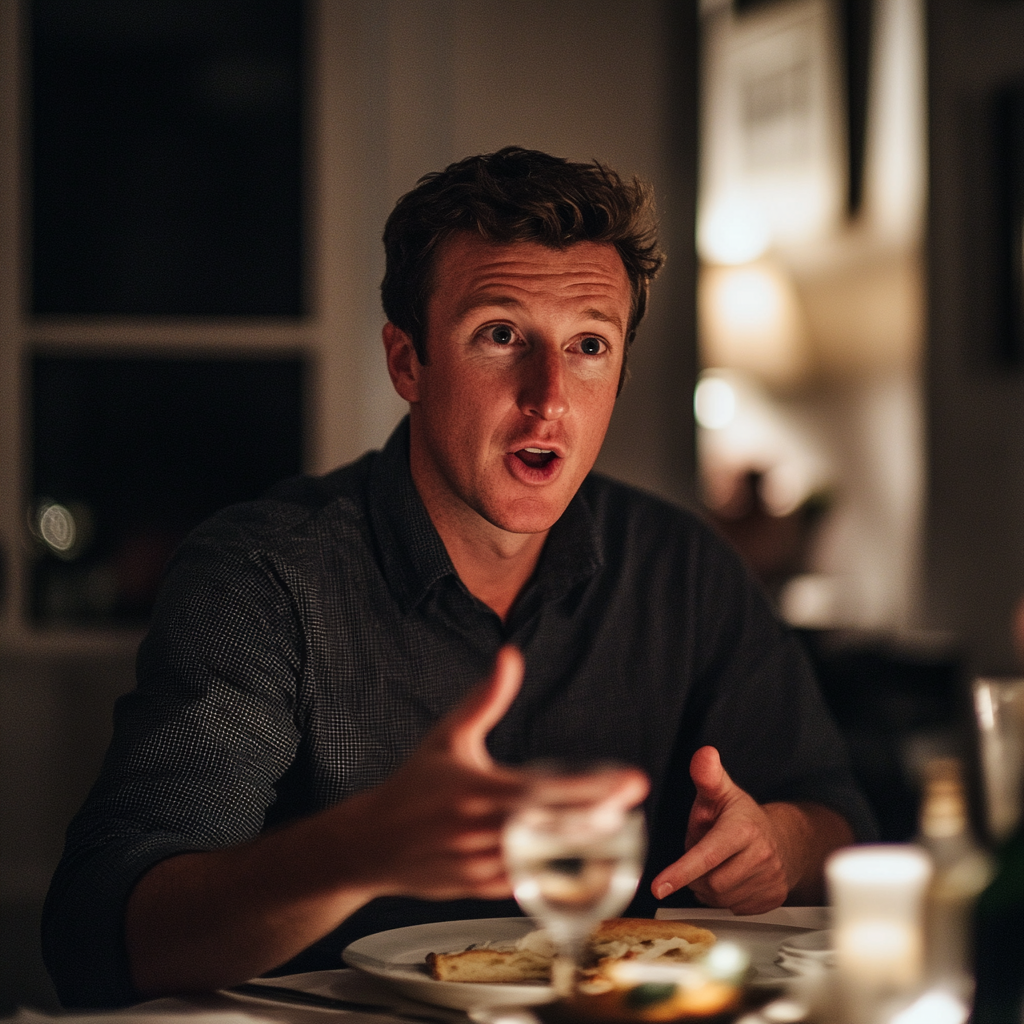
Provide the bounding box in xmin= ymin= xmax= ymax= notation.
xmin=43 ymin=419 xmax=875 ymax=1007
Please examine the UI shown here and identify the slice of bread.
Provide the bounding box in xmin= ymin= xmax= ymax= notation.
xmin=425 ymin=919 xmax=717 ymax=983
xmin=426 ymin=947 xmax=551 ymax=983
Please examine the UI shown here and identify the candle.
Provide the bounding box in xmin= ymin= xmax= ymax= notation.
xmin=827 ymin=845 xmax=933 ymax=1024
xmin=838 ymin=919 xmax=922 ymax=989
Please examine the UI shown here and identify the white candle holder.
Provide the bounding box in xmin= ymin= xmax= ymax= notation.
xmin=826 ymin=845 xmax=933 ymax=1024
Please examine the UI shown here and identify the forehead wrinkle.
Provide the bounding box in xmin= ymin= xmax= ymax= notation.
xmin=445 ymin=252 xmax=623 ymax=288
xmin=448 ymin=269 xmax=628 ymax=316
xmin=432 ymin=237 xmax=631 ymax=332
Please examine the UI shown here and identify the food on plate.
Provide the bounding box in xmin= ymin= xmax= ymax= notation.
xmin=557 ymin=971 xmax=742 ymax=1022
xmin=553 ymin=938 xmax=750 ymax=1022
xmin=425 ymin=945 xmax=552 ymax=983
xmin=425 ymin=918 xmax=717 ymax=983
xmin=566 ymin=953 xmax=745 ymax=1021
xmin=589 ymin=919 xmax=718 ymax=964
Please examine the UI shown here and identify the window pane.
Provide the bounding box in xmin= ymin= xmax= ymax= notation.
xmin=31 ymin=0 xmax=305 ymax=316
xmin=29 ymin=353 xmax=307 ymax=626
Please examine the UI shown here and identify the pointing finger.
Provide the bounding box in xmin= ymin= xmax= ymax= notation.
xmin=651 ymin=823 xmax=741 ymax=899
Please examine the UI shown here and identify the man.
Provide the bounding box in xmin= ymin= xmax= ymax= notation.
xmin=43 ymin=148 xmax=874 ymax=1008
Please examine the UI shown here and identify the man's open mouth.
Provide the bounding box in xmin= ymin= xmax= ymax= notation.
xmin=515 ymin=447 xmax=559 ymax=469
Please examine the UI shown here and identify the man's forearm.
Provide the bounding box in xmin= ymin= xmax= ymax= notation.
xmin=124 ymin=649 xmax=527 ymax=998
xmin=763 ymin=801 xmax=854 ymax=905
xmin=125 ymin=787 xmax=384 ymax=997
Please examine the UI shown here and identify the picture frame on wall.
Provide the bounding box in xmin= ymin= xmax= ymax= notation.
xmin=699 ymin=0 xmax=849 ymax=254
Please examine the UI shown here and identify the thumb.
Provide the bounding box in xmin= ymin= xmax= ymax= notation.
xmin=441 ymin=645 xmax=524 ymax=769
xmin=689 ymin=745 xmax=734 ymax=803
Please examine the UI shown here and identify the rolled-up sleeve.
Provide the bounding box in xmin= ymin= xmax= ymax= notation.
xmin=42 ymin=514 xmax=305 ymax=1008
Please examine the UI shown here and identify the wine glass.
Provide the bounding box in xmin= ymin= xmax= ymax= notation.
xmin=503 ymin=782 xmax=646 ymax=997
xmin=973 ymin=677 xmax=1024 ymax=842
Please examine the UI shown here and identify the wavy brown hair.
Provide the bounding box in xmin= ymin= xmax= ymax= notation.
xmin=381 ymin=147 xmax=664 ymax=383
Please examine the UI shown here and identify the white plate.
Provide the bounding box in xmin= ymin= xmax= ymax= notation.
xmin=342 ymin=916 xmax=814 ymax=1010
xmin=343 ymin=917 xmax=551 ymax=1010
xmin=778 ymin=929 xmax=834 ymax=958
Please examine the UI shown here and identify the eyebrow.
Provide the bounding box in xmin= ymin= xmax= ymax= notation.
xmin=582 ymin=307 xmax=624 ymax=334
xmin=454 ymin=295 xmax=521 ymax=320
xmin=454 ymin=296 xmax=625 ymax=335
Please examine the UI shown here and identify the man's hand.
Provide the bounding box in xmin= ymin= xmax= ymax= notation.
xmin=336 ymin=644 xmax=529 ymax=900
xmin=343 ymin=645 xmax=650 ymax=900
xmin=650 ymin=746 xmax=852 ymax=914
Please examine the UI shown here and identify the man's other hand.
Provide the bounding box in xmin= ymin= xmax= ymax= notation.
xmin=337 ymin=645 xmax=650 ymax=902
xmin=650 ymin=746 xmax=851 ymax=914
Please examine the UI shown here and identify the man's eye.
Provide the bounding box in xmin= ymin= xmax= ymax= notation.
xmin=489 ymin=325 xmax=514 ymax=345
xmin=580 ymin=337 xmax=603 ymax=355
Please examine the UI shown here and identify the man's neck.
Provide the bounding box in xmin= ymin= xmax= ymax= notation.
xmin=424 ymin=501 xmax=548 ymax=622
xmin=407 ymin=455 xmax=549 ymax=622
xmin=438 ymin=516 xmax=548 ymax=618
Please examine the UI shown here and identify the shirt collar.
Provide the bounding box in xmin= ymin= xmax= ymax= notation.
xmin=368 ymin=418 xmax=456 ymax=612
xmin=368 ymin=417 xmax=604 ymax=612
xmin=527 ymin=476 xmax=604 ymax=604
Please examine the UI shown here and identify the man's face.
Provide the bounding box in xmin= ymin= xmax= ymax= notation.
xmin=389 ymin=232 xmax=630 ymax=538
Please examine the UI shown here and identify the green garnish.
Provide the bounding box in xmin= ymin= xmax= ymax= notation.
xmin=624 ymin=983 xmax=677 ymax=1008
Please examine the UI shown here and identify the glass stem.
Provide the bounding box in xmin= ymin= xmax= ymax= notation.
xmin=552 ymin=933 xmax=588 ymax=998
xmin=551 ymin=954 xmax=577 ymax=998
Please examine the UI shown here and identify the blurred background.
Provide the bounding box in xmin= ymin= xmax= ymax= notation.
xmin=1 ymin=0 xmax=1023 ymax=1011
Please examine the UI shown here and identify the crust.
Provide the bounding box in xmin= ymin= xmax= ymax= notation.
xmin=591 ymin=918 xmax=717 ymax=947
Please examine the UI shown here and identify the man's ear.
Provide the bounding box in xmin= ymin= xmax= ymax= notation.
xmin=383 ymin=322 xmax=422 ymax=403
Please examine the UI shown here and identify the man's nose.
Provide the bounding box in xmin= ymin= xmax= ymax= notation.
xmin=518 ymin=345 xmax=568 ymax=420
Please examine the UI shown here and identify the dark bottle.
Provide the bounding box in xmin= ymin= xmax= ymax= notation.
xmin=971 ymin=819 xmax=1024 ymax=1023
xmin=918 ymin=759 xmax=993 ymax=1001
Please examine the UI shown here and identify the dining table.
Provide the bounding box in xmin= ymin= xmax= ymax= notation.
xmin=3 ymin=908 xmax=831 ymax=1024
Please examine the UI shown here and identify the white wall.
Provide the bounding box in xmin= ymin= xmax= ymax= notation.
xmin=311 ymin=0 xmax=697 ymax=501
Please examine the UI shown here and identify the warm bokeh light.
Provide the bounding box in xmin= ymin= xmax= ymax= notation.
xmin=693 ymin=375 xmax=737 ymax=430
xmin=697 ymin=193 xmax=771 ymax=265
xmin=695 ymin=0 xmax=927 ymax=633
xmin=703 ymin=941 xmax=749 ymax=981
xmin=716 ymin=266 xmax=784 ymax=330
xmin=698 ymin=262 xmax=809 ymax=387
xmin=779 ymin=573 xmax=839 ymax=628
xmin=864 ymin=0 xmax=926 ymax=245
xmin=828 ymin=845 xmax=933 ymax=1023
xmin=694 ymin=369 xmax=832 ymax=524
xmin=699 ymin=0 xmax=848 ymax=255
xmin=890 ymin=990 xmax=969 ymax=1024
xmin=37 ymin=502 xmax=76 ymax=554
xmin=760 ymin=459 xmax=813 ymax=517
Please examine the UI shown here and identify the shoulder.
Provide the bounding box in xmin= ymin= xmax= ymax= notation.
xmin=150 ymin=451 xmax=381 ymax=625
xmin=572 ymin=472 xmax=765 ymax=619
xmin=140 ymin=453 xmax=382 ymax=680
xmin=178 ymin=451 xmax=376 ymax=562
xmin=577 ymin=473 xmax=733 ymax=562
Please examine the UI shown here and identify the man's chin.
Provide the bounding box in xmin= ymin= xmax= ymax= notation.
xmin=481 ymin=493 xmax=572 ymax=537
